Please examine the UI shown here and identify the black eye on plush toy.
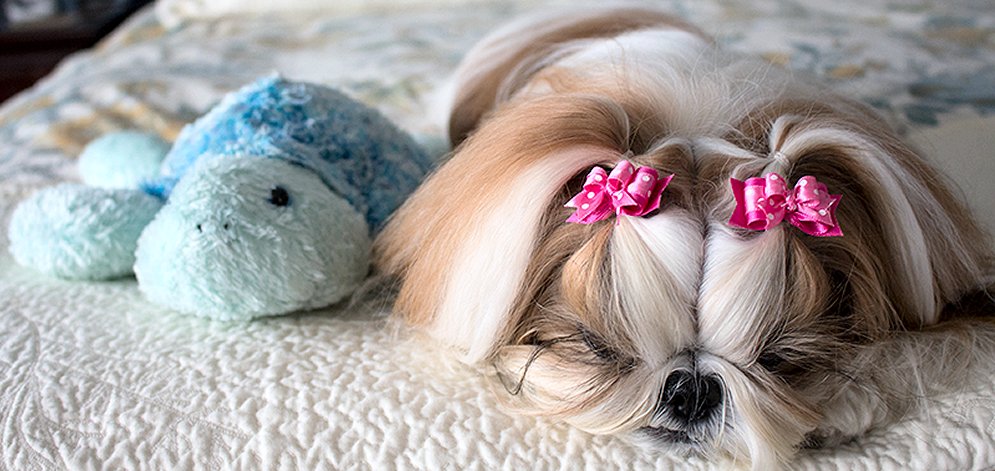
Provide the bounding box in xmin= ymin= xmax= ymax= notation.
xmin=269 ymin=186 xmax=291 ymax=207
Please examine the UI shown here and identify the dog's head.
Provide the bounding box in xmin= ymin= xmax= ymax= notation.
xmin=375 ymin=8 xmax=994 ymax=468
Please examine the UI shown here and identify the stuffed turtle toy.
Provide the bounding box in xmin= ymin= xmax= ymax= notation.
xmin=8 ymin=76 xmax=433 ymax=320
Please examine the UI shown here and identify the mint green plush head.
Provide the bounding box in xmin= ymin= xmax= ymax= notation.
xmin=134 ymin=156 xmax=370 ymax=321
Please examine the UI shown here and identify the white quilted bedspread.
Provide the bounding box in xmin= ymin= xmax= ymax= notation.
xmin=2 ymin=225 xmax=995 ymax=469
xmin=2 ymin=0 xmax=995 ymax=469
xmin=2 ymin=227 xmax=994 ymax=469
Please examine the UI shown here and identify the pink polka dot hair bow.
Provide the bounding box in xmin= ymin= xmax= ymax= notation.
xmin=729 ymin=173 xmax=843 ymax=237
xmin=566 ymin=160 xmax=673 ymax=224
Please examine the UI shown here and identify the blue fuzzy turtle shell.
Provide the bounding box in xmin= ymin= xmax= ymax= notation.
xmin=144 ymin=76 xmax=432 ymax=232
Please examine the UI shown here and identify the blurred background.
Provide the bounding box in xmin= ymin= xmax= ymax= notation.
xmin=0 ymin=0 xmax=151 ymax=102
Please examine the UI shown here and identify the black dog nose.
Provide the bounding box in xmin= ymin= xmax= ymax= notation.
xmin=662 ymin=371 xmax=723 ymax=424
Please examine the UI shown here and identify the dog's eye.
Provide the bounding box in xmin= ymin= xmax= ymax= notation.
xmin=268 ymin=186 xmax=291 ymax=207
xmin=756 ymin=352 xmax=785 ymax=371
xmin=581 ymin=329 xmax=616 ymax=361
xmin=756 ymin=350 xmax=808 ymax=380
xmin=579 ymin=328 xmax=637 ymax=370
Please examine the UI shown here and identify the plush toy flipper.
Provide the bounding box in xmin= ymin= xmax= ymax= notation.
xmin=78 ymin=131 xmax=170 ymax=189
xmin=133 ymin=157 xmax=371 ymax=320
xmin=8 ymin=184 xmax=163 ymax=280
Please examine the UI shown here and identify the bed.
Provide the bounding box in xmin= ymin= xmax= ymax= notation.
xmin=2 ymin=0 xmax=994 ymax=468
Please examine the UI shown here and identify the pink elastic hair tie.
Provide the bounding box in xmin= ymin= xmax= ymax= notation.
xmin=566 ymin=160 xmax=673 ymax=225
xmin=729 ymin=172 xmax=842 ymax=237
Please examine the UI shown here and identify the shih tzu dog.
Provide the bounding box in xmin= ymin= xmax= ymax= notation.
xmin=374 ymin=7 xmax=995 ymax=468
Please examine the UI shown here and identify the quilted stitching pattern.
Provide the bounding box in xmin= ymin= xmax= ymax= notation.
xmin=2 ymin=190 xmax=994 ymax=468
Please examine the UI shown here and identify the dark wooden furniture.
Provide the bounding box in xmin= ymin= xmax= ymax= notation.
xmin=0 ymin=2 xmax=151 ymax=104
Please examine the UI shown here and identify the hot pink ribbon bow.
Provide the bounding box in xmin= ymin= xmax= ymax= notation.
xmin=566 ymin=160 xmax=673 ymax=224
xmin=729 ymin=173 xmax=842 ymax=237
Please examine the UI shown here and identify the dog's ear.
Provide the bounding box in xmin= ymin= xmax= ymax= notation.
xmin=446 ymin=8 xmax=707 ymax=147
xmin=375 ymin=95 xmax=631 ymax=362
xmin=702 ymin=95 xmax=993 ymax=332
